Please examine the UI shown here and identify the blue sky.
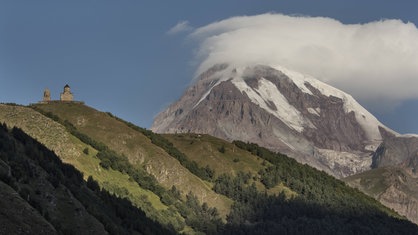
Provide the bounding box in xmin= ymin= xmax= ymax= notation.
xmin=1 ymin=1 xmax=418 ymax=133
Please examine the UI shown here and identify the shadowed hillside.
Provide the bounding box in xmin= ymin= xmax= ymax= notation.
xmin=0 ymin=104 xmax=190 ymax=231
xmin=0 ymin=123 xmax=172 ymax=234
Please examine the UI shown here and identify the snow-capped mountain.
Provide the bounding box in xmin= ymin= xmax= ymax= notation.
xmin=152 ymin=64 xmax=393 ymax=178
xmin=153 ymin=63 xmax=418 ymax=223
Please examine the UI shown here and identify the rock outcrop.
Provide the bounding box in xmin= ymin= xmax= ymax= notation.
xmin=373 ymin=127 xmax=418 ymax=174
xmin=345 ymin=167 xmax=418 ymax=224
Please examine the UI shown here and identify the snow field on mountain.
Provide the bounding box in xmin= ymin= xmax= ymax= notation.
xmin=192 ymin=64 xmax=389 ymax=145
xmin=232 ymin=76 xmax=313 ymax=132
xmin=273 ymin=65 xmax=386 ymax=142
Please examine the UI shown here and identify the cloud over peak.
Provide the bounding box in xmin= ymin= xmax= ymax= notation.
xmin=167 ymin=20 xmax=193 ymax=35
xmin=189 ymin=13 xmax=418 ymax=107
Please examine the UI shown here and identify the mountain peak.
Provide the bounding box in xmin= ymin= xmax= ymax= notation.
xmin=152 ymin=64 xmax=393 ymax=178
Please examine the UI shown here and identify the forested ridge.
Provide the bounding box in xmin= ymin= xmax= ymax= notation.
xmin=214 ymin=141 xmax=418 ymax=234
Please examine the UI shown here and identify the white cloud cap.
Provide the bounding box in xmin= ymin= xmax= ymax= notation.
xmin=190 ymin=13 xmax=418 ymax=107
xmin=168 ymin=20 xmax=193 ymax=35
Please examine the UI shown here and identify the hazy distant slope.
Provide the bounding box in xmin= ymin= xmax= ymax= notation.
xmin=345 ymin=167 xmax=418 ymax=224
xmin=344 ymin=128 xmax=418 ymax=224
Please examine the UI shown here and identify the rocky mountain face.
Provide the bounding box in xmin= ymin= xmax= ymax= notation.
xmin=345 ymin=166 xmax=418 ymax=224
xmin=152 ymin=64 xmax=386 ymax=178
xmin=373 ymin=127 xmax=418 ymax=173
xmin=346 ymin=128 xmax=418 ymax=224
xmin=152 ymin=64 xmax=418 ymax=224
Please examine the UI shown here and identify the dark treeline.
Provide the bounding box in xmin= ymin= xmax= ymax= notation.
xmin=214 ymin=171 xmax=418 ymax=234
xmin=0 ymin=123 xmax=172 ymax=234
xmin=217 ymin=141 xmax=418 ymax=234
xmin=233 ymin=141 xmax=387 ymax=212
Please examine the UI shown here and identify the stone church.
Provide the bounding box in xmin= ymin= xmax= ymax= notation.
xmin=60 ymin=84 xmax=73 ymax=101
xmin=41 ymin=84 xmax=76 ymax=103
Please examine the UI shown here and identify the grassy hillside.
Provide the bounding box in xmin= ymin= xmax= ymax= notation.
xmin=163 ymin=133 xmax=296 ymax=197
xmin=163 ymin=134 xmax=265 ymax=177
xmin=0 ymin=104 xmax=187 ymax=232
xmin=2 ymin=102 xmax=418 ymax=234
xmin=0 ymin=123 xmax=171 ymax=234
xmin=32 ymin=102 xmax=232 ymax=218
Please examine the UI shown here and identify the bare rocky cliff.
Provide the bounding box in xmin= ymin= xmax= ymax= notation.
xmin=373 ymin=127 xmax=418 ymax=173
xmin=358 ymin=129 xmax=418 ymax=224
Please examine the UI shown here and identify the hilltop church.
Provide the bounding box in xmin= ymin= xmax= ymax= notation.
xmin=41 ymin=84 xmax=79 ymax=103
xmin=59 ymin=84 xmax=73 ymax=101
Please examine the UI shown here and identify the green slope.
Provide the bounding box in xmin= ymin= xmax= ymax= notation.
xmin=32 ymin=102 xmax=232 ymax=218
xmin=0 ymin=104 xmax=185 ymax=231
xmin=2 ymin=102 xmax=418 ymax=234
xmin=0 ymin=124 xmax=172 ymax=234
xmin=163 ymin=133 xmax=296 ymax=197
xmin=163 ymin=133 xmax=265 ymax=177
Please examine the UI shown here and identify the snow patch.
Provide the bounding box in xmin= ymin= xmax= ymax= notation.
xmin=232 ymin=76 xmax=314 ymax=132
xmin=193 ymin=64 xmax=394 ymax=141
xmin=315 ymin=148 xmax=372 ymax=177
xmin=307 ymin=107 xmax=320 ymax=116
xmin=193 ymin=79 xmax=220 ymax=108
xmin=272 ymin=65 xmax=388 ymax=141
xmin=280 ymin=139 xmax=296 ymax=151
xmin=273 ymin=65 xmax=313 ymax=95
xmin=397 ymin=133 xmax=418 ymax=138
xmin=193 ymin=68 xmax=234 ymax=108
